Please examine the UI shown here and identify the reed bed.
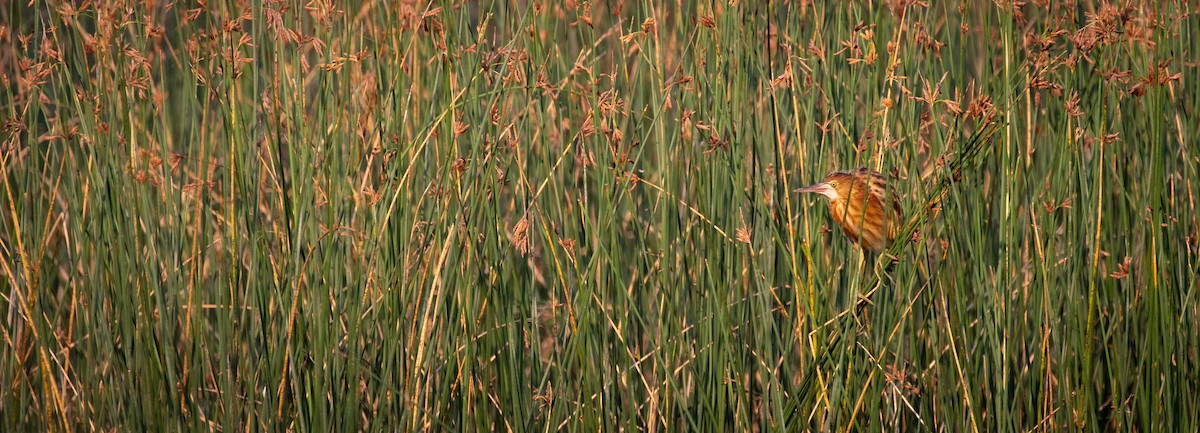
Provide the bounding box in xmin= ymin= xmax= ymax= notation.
xmin=2 ymin=1 xmax=1197 ymax=431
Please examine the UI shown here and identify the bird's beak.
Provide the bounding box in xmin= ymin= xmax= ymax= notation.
xmin=794 ymin=182 xmax=837 ymax=199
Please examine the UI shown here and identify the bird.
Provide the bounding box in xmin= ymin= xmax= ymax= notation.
xmin=795 ymin=167 xmax=904 ymax=253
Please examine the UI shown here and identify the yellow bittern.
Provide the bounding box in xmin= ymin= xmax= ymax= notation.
xmin=795 ymin=167 xmax=904 ymax=253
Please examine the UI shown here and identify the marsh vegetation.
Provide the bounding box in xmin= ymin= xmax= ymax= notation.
xmin=1 ymin=1 xmax=1197 ymax=431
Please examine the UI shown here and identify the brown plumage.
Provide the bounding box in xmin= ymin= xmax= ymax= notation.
xmin=795 ymin=168 xmax=904 ymax=253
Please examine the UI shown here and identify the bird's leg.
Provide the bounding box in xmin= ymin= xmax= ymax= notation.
xmin=852 ymin=250 xmax=867 ymax=305
xmin=870 ymin=252 xmax=898 ymax=298
xmin=875 ymin=260 xmax=893 ymax=287
xmin=856 ymin=252 xmax=883 ymax=309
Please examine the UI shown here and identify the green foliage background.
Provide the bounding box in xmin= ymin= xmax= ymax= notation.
xmin=2 ymin=0 xmax=1197 ymax=431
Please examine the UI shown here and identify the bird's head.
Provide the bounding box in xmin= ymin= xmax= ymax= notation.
xmin=794 ymin=171 xmax=858 ymax=202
